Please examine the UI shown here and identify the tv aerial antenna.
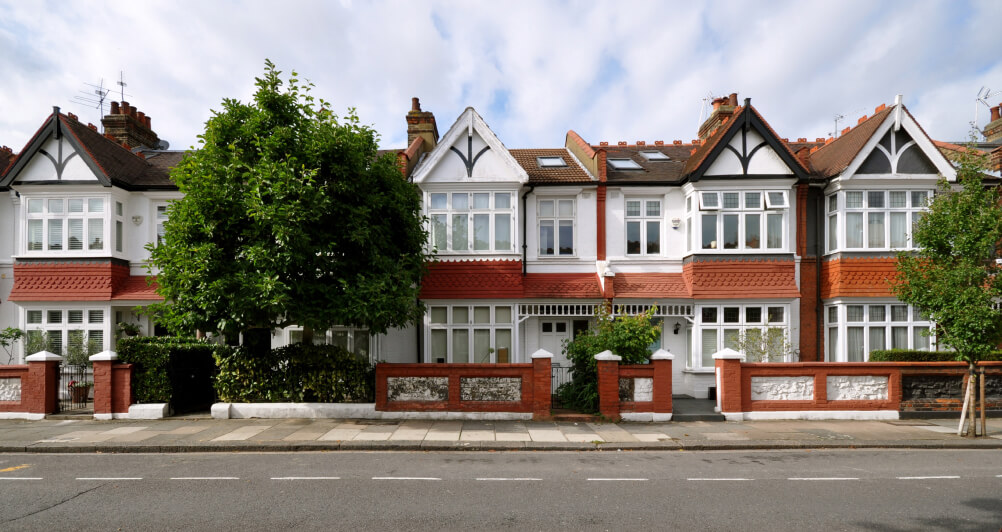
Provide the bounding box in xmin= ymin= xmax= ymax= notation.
xmin=71 ymin=78 xmax=111 ymax=127
xmin=828 ymin=107 xmax=865 ymax=138
xmin=973 ymin=87 xmax=1001 ymax=134
xmin=697 ymin=91 xmax=717 ymax=129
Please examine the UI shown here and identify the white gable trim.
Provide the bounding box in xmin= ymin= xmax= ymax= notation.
xmin=841 ymin=105 xmax=956 ymax=181
xmin=411 ymin=107 xmax=528 ymax=184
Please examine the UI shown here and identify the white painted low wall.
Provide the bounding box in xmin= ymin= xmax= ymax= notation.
xmin=211 ymin=402 xmax=533 ymax=421
xmin=726 ymin=410 xmax=899 ymax=421
xmin=0 ymin=412 xmax=45 ymax=420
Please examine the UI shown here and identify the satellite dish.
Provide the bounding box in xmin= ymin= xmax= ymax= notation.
xmin=156 ymin=140 xmax=170 ymax=150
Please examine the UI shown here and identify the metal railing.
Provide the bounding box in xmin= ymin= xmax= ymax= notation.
xmin=59 ymin=364 xmax=92 ymax=412
xmin=551 ymin=364 xmax=574 ymax=394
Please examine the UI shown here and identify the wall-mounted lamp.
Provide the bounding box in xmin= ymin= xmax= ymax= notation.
xmin=132 ymin=215 xmax=143 ymax=226
xmin=671 ymin=217 xmax=681 ymax=229
xmin=673 ymin=321 xmax=681 ymax=335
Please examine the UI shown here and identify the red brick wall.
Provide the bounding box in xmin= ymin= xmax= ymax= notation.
xmin=0 ymin=361 xmax=59 ymax=415
xmin=596 ymin=359 xmax=673 ymax=420
xmin=0 ymin=366 xmax=30 ymax=413
xmin=799 ymin=259 xmax=820 ymax=361
xmin=93 ymin=361 xmax=134 ymax=415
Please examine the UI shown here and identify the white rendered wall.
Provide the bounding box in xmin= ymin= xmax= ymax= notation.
xmin=525 ymin=187 xmax=597 ymax=273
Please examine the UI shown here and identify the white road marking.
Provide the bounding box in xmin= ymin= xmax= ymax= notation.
xmin=788 ymin=477 xmax=859 ymax=481
xmin=76 ymin=477 xmax=142 ymax=480
xmin=372 ymin=477 xmax=440 ymax=481
xmin=896 ymin=476 xmax=960 ymax=480
xmin=587 ymin=478 xmax=648 ymax=481
xmin=688 ymin=478 xmax=752 ymax=481
xmin=0 ymin=477 xmax=43 ymax=480
xmin=170 ymin=477 xmax=239 ymax=480
xmin=475 ymin=478 xmax=543 ymax=481
xmin=271 ymin=477 xmax=341 ymax=480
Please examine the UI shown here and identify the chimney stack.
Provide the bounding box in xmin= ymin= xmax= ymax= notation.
xmin=101 ymin=100 xmax=162 ymax=149
xmin=406 ymin=97 xmax=439 ymax=150
xmin=984 ymin=104 xmax=1002 ymax=143
xmin=698 ymin=92 xmax=739 ymax=140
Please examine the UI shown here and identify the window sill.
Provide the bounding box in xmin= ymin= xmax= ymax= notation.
xmin=683 ymin=369 xmax=716 ymax=374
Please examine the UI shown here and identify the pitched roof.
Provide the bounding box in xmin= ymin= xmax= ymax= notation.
xmin=808 ymin=105 xmax=894 ymax=177
xmin=8 ymin=261 xmax=162 ymax=302
xmin=510 ymin=148 xmax=594 ymax=184
xmin=685 ymin=258 xmax=799 ymax=299
xmin=600 ymin=145 xmax=693 ymax=184
xmin=612 ymin=273 xmax=690 ymax=298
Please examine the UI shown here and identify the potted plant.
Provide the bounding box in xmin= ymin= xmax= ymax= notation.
xmin=68 ymin=380 xmax=93 ymax=403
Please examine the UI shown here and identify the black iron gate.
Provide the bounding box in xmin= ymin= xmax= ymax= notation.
xmin=59 ymin=363 xmax=92 ymax=413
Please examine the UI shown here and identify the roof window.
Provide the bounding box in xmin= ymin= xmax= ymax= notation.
xmin=608 ymin=158 xmax=642 ymax=170
xmin=537 ymin=156 xmax=567 ymax=168
xmin=640 ymin=151 xmax=670 ymax=161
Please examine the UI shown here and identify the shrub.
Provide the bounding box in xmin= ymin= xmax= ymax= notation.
xmin=117 ymin=336 xmax=224 ymax=403
xmin=214 ymin=343 xmax=375 ymax=403
xmin=868 ymin=349 xmax=1002 ymax=362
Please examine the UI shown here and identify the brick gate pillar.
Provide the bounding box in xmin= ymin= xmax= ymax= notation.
xmin=530 ymin=349 xmax=553 ymax=420
xmin=25 ymin=351 xmax=63 ymax=417
xmin=595 ymin=350 xmax=622 ymax=421
xmin=713 ymin=348 xmax=745 ymax=421
xmin=650 ymin=349 xmax=674 ymax=418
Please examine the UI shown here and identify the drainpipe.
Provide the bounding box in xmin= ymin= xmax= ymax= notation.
xmin=816 ymin=190 xmax=824 ymax=361
xmin=521 ymin=185 xmax=535 ymax=276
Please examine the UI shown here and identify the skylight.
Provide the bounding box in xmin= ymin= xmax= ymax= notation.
xmin=537 ymin=156 xmax=567 ymax=168
xmin=640 ymin=151 xmax=670 ymax=161
xmin=608 ymin=158 xmax=642 ymax=170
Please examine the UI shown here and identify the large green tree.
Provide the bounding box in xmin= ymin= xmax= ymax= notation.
xmin=894 ymin=146 xmax=1002 ymax=435
xmin=148 ymin=61 xmax=429 ymax=344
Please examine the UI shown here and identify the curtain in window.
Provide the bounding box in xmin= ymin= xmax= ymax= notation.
xmin=452 ymin=329 xmax=469 ymax=363
xmin=701 ymin=329 xmax=717 ymax=368
xmin=474 ymin=329 xmax=491 ymax=363
xmin=451 ymin=214 xmax=468 ymax=251
xmin=766 ymin=214 xmax=782 ymax=248
xmin=867 ymin=213 xmax=885 ymax=248
xmin=845 ymin=213 xmax=863 ymax=247
xmin=847 ymin=327 xmax=864 ymax=362
xmin=494 ymin=214 xmax=511 ymax=250
xmin=891 ymin=327 xmax=908 ymax=349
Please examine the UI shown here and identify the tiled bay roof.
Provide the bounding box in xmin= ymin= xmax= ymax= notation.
xmin=8 ymin=261 xmax=162 ymax=302
xmin=523 ymin=273 xmax=602 ymax=298
xmin=419 ymin=260 xmax=602 ymax=299
xmin=684 ymin=258 xmax=799 ymax=299
xmin=612 ymin=273 xmax=690 ymax=298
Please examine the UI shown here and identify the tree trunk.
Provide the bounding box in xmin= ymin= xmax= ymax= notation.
xmin=980 ymin=367 xmax=987 ymax=437
xmin=967 ymin=364 xmax=977 ymax=438
xmin=302 ymin=327 xmax=314 ymax=345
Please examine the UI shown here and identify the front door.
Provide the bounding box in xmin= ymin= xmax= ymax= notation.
xmin=539 ymin=320 xmax=571 ymax=366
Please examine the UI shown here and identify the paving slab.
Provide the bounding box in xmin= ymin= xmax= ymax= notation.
xmin=587 ymin=423 xmax=639 ymax=443
xmin=212 ymin=425 xmax=272 ymax=441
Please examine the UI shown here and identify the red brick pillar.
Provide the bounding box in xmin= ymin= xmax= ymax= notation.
xmin=595 ymin=350 xmax=622 ymax=421
xmin=530 ymin=348 xmax=553 ymax=420
xmin=651 ymin=349 xmax=673 ymax=420
xmin=713 ymin=348 xmax=745 ymax=420
xmin=25 ymin=351 xmax=62 ymax=417
xmin=90 ymin=351 xmax=118 ymax=419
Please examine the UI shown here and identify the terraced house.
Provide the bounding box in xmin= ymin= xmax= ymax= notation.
xmin=1 ymin=93 xmax=999 ymax=399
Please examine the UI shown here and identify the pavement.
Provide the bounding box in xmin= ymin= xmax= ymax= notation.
xmin=1 ymin=414 xmax=1001 ymax=452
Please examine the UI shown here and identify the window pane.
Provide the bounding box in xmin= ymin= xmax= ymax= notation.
xmin=911 ymin=191 xmax=928 ymax=208
xmin=913 ymin=328 xmax=929 ymax=350
xmin=827 ymin=307 xmax=839 ymax=323
xmin=746 ymin=192 xmax=762 ymax=209
xmin=845 ymin=212 xmax=863 ymax=247
xmin=473 ymin=214 xmax=489 ymax=250
xmin=701 ymin=329 xmax=717 ymax=367
xmin=723 ymin=307 xmax=740 ymax=323
xmin=766 ymin=191 xmax=786 ymax=207
xmin=539 ymin=220 xmax=554 ymax=255
xmin=766 ymin=214 xmax=782 ymax=248
xmin=354 ymin=332 xmax=369 ymax=359
xmin=28 ymin=199 xmax=43 ymax=213
xmin=474 ymin=329 xmax=491 ymax=363
xmin=869 ymin=327 xmax=885 ymax=353
xmin=539 ymin=200 xmax=554 ymax=217
xmin=891 ymin=326 xmax=908 ymax=349
xmin=702 ymin=214 xmax=717 ymax=249
xmin=746 ymin=213 xmax=761 ymax=249
xmin=723 ymin=215 xmax=738 ymax=249
xmin=115 ymin=221 xmax=123 ymax=252
xmin=847 ymin=327 xmax=864 ymax=362
xmin=495 ymin=193 xmax=511 ymax=209
xmin=27 ymin=310 xmax=43 ymax=324
xmin=867 ymin=191 xmax=884 ymax=208
xmin=867 ymin=212 xmax=885 ymax=248
xmin=891 ymin=305 xmax=908 ymax=321
xmin=868 ymin=305 xmax=886 ymax=322
xmin=828 ymin=215 xmax=837 ymax=251
xmin=332 ymin=330 xmax=348 ymax=348
xmin=701 ymin=192 xmax=719 ymax=208
xmin=558 ymin=200 xmax=573 ymax=217
xmin=889 ymin=191 xmax=907 ymax=208
xmin=827 ymin=195 xmax=837 ymax=212
xmin=88 ymin=330 xmax=104 ymax=353
xmin=116 ymin=201 xmax=123 ymax=216
xmin=48 ymin=330 xmax=63 ymax=355
xmin=88 ymin=218 xmax=103 ymax=250
xmin=156 ymin=204 xmax=168 ymax=219
xmin=495 ymin=329 xmax=512 ymax=363
xmin=453 ymin=329 xmax=469 ymax=363
xmin=429 ymin=307 xmax=447 ymax=324
xmin=626 ymin=221 xmax=641 ymax=254
xmin=495 ymin=307 xmax=512 ymax=324
xmin=494 ymin=214 xmax=511 ymax=250
xmin=701 ymin=307 xmax=718 ymax=323
xmin=646 ymin=221 xmax=660 ymax=254
xmin=68 ymin=310 xmax=83 ymax=324
xmin=847 ymin=305 xmax=864 ymax=322
xmin=558 ymin=220 xmax=573 ymax=255
xmin=452 ymin=193 xmax=468 ymax=210
xmin=452 ymin=214 xmax=468 ymax=251
xmin=626 ymin=200 xmax=641 ymax=217
xmin=646 ymin=201 xmax=660 ymax=217
xmin=48 ymin=310 xmax=62 ymax=324
xmin=27 ymin=220 xmax=43 ymax=250
xmin=452 ymin=307 xmax=469 ymax=324
xmin=473 ymin=193 xmax=489 ymax=209
xmin=767 ymin=307 xmax=784 ymax=323
xmin=430 ymin=193 xmax=447 ymax=209
xmin=48 ymin=219 xmax=63 ymax=250
xmin=745 ymin=328 xmax=763 ymax=355
xmin=827 ymin=327 xmax=839 ymax=361
xmin=890 ymin=212 xmax=907 ymax=248
xmin=723 ymin=329 xmax=740 ymax=350
xmin=846 ymin=191 xmax=863 ymax=209
xmin=88 ymin=198 xmax=104 ymax=213
xmin=723 ymin=192 xmax=739 ymax=209
xmin=88 ymin=310 xmax=104 ymax=324
xmin=473 ymin=306 xmax=490 ymax=324
xmin=746 ymin=307 xmax=762 ymax=323
xmin=430 ymin=330 xmax=447 ymax=362
xmin=431 ymin=214 xmax=447 ymax=251
xmin=48 ymin=199 xmax=64 ymax=214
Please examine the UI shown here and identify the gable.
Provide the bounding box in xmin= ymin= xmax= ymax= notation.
xmin=13 ymin=135 xmax=101 ymax=183
xmin=412 ymin=107 xmax=528 ymax=185
xmin=857 ymin=129 xmax=938 ymax=175
xmin=704 ymin=128 xmax=795 ymax=177
xmin=842 ymin=105 xmax=955 ymax=181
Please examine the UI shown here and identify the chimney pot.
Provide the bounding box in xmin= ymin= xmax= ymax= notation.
xmin=137 ymin=111 xmax=146 ymax=124
xmin=991 ymin=105 xmax=1001 ymax=122
xmin=145 ymin=116 xmax=151 ymax=128
xmin=110 ymin=101 xmax=119 ymax=114
xmin=412 ymin=97 xmax=421 ymax=112
xmin=121 ymin=101 xmax=130 ymax=115
xmin=728 ymin=93 xmax=738 ymax=106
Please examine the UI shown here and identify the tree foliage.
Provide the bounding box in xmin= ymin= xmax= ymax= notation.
xmin=148 ymin=60 xmax=430 ymax=339
xmin=556 ymin=304 xmax=660 ymax=413
xmin=894 ymin=147 xmax=1002 ymax=364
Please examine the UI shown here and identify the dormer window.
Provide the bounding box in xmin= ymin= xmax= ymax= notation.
xmin=537 ymin=156 xmax=567 ymax=168
xmin=608 ymin=158 xmax=642 ymax=170
xmin=639 ymin=151 xmax=670 ymax=161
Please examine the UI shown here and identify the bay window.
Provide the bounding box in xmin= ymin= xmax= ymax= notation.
xmin=694 ymin=303 xmax=789 ymax=368
xmin=25 ymin=307 xmax=108 ymax=357
xmin=827 ymin=189 xmax=931 ymax=252
xmin=625 ymin=198 xmax=661 ymax=255
xmin=690 ymin=190 xmax=787 ymax=252
xmin=538 ymin=198 xmax=574 ymax=256
xmin=26 ymin=196 xmax=109 ymax=254
xmin=428 ymin=191 xmax=514 ymax=254
xmin=428 ymin=304 xmax=514 ymax=363
xmin=825 ymin=303 xmax=934 ymax=361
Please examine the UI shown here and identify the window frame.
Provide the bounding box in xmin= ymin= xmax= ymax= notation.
xmin=537 ymin=197 xmax=576 ymax=257
xmin=22 ymin=195 xmax=112 ymax=257
xmin=426 ymin=304 xmax=515 ymax=363
xmin=23 ymin=306 xmax=109 ymax=358
xmin=826 ymin=188 xmax=932 ymax=253
xmin=426 ymin=189 xmax=516 ymax=255
xmin=692 ymin=303 xmax=790 ymax=369
xmin=824 ymin=302 xmax=935 ymax=361
xmin=688 ymin=189 xmax=788 ymax=253
xmin=624 ymin=197 xmax=662 ymax=256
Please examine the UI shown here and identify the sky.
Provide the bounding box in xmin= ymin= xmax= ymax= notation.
xmin=1 ymin=0 xmax=1000 ymax=154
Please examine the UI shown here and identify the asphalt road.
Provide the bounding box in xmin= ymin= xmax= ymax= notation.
xmin=1 ymin=450 xmax=1000 ymax=531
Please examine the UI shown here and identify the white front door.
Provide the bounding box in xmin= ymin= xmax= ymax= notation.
xmin=539 ymin=320 xmax=572 ymax=367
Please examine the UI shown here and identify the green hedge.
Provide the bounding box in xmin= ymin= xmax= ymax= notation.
xmin=117 ymin=336 xmax=225 ymax=403
xmin=868 ymin=349 xmax=1002 ymax=362
xmin=214 ymin=343 xmax=375 ymax=403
